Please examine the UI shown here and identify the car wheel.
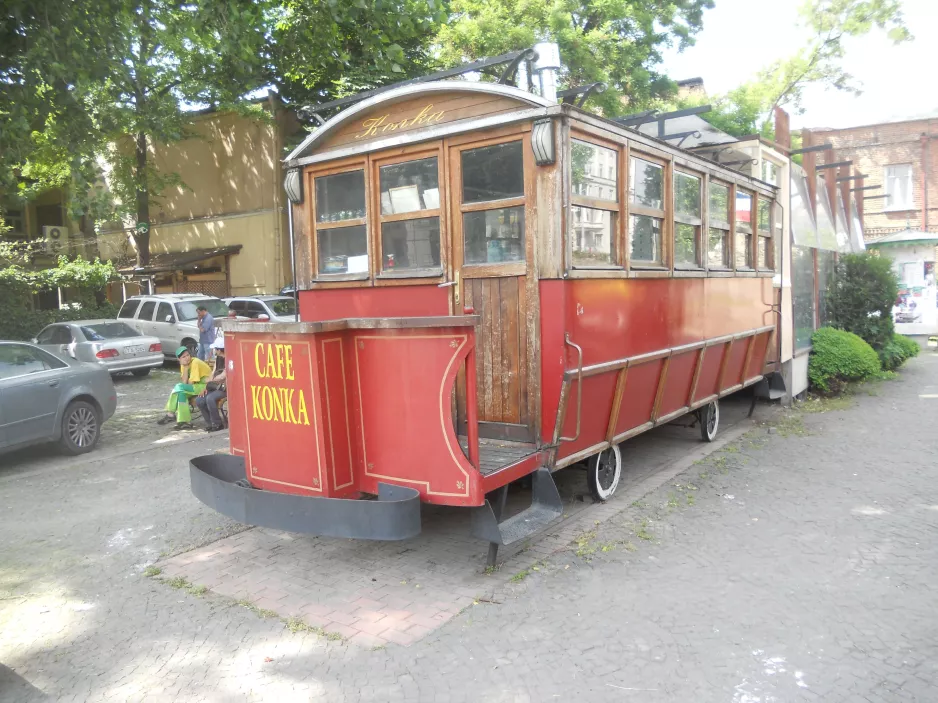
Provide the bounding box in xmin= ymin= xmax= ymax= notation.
xmin=132 ymin=368 xmax=151 ymax=377
xmin=59 ymin=400 xmax=101 ymax=455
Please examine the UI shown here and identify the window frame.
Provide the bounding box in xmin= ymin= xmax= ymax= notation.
xmin=370 ymin=143 xmax=446 ymax=284
xmin=672 ymin=168 xmax=705 ymax=271
xmin=306 ymin=156 xmax=371 ymax=285
xmin=755 ymin=194 xmax=774 ymax=272
xmin=734 ymin=187 xmax=755 ymax=272
xmin=628 ymin=149 xmax=670 ymax=272
xmin=883 ymin=163 xmax=914 ymax=211
xmin=569 ymin=132 xmax=623 ymax=270
xmin=707 ymin=178 xmax=733 ymax=273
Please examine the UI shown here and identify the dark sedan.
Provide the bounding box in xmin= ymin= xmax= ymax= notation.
xmin=0 ymin=341 xmax=117 ymax=456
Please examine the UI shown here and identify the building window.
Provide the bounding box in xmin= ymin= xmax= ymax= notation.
xmin=1 ymin=208 xmax=25 ymax=236
xmin=629 ymin=156 xmax=665 ymax=267
xmin=377 ymin=156 xmax=442 ymax=273
xmin=708 ymin=182 xmax=731 ymax=269
xmin=884 ymin=164 xmax=913 ymax=211
xmin=673 ymin=171 xmax=702 ymax=268
xmin=735 ymin=190 xmax=754 ymax=269
xmin=314 ymin=169 xmax=368 ymax=275
xmin=570 ymin=139 xmax=619 ymax=267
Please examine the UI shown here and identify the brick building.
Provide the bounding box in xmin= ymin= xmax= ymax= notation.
xmin=809 ymin=115 xmax=938 ymax=240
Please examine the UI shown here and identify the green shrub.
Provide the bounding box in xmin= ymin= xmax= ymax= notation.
xmin=0 ymin=300 xmax=120 ymax=341
xmin=879 ymin=333 xmax=921 ymax=371
xmin=828 ymin=252 xmax=899 ymax=351
xmin=808 ymin=327 xmax=881 ymax=394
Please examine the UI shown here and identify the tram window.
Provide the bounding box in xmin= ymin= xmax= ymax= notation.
xmin=674 ymin=171 xmax=702 ymax=267
xmin=629 ymin=158 xmax=663 ymax=210
xmin=379 ymin=158 xmax=439 ymax=215
xmin=317 ymin=225 xmax=368 ymax=275
xmin=570 ymin=207 xmax=616 ymax=266
xmin=757 ymin=198 xmax=773 ymax=270
xmin=464 ymin=206 xmax=525 ymax=264
xmin=462 ymin=142 xmax=524 ymax=203
xmin=629 ymin=215 xmax=662 ymax=264
xmin=708 ymin=182 xmax=731 ymax=269
xmin=735 ymin=190 xmax=754 ymax=269
xmin=381 ymin=217 xmax=441 ymax=270
xmin=315 ymin=171 xmax=366 ymax=223
xmin=572 ymin=141 xmax=617 ymax=202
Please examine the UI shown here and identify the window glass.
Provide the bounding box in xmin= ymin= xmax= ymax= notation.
xmin=571 ymin=140 xmax=617 ymax=202
xmin=268 ymin=298 xmax=296 ymax=316
xmin=0 ymin=345 xmax=51 ymax=379
xmin=629 ymin=158 xmax=663 ymax=210
xmin=629 ymin=215 xmax=662 ymax=264
xmin=245 ymin=302 xmax=268 ymax=318
xmin=761 ymin=160 xmax=779 ymax=186
xmin=817 ymin=249 xmax=836 ymax=325
xmin=884 ymin=164 xmax=913 ymax=210
xmin=792 ymin=245 xmax=816 ymax=350
xmin=50 ymin=326 xmax=73 ymax=344
xmin=156 ymin=302 xmax=174 ymax=323
xmin=758 ymin=199 xmax=771 ymax=232
xmin=736 ymin=231 xmax=753 ymax=269
xmin=674 ymin=223 xmax=698 ymax=267
xmin=570 ymin=207 xmax=615 ymax=267
xmin=318 ymin=225 xmax=369 ymax=274
xmin=674 ymin=172 xmax=701 ymax=219
xmin=175 ymin=299 xmax=228 ymax=321
xmin=36 ymin=327 xmax=59 ymax=344
xmin=708 ymin=228 xmax=730 ymax=268
xmin=80 ymin=323 xmax=140 ymax=340
xmin=381 ymin=217 xmax=441 ymax=270
xmin=137 ymin=301 xmax=156 ymax=321
xmin=709 ymin=183 xmax=730 ymax=224
xmin=315 ymin=170 xmax=366 ymax=222
xmin=464 ymin=207 xmax=524 ymax=264
xmin=379 ymin=158 xmax=439 ymax=215
xmin=736 ymin=191 xmax=753 ymax=233
xmin=462 ymin=142 xmax=524 ymax=203
xmin=758 ymin=235 xmax=771 ymax=269
xmin=118 ymin=300 xmax=140 ymax=319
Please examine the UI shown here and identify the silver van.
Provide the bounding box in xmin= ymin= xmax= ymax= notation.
xmin=117 ymin=294 xmax=228 ymax=360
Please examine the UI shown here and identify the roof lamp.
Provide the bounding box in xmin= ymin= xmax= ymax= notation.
xmin=284 ymin=168 xmax=303 ymax=205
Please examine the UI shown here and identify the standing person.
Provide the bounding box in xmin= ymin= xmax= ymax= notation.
xmin=196 ymin=305 xmax=215 ymax=361
xmin=157 ymin=347 xmax=213 ymax=429
xmin=196 ymin=337 xmax=228 ymax=432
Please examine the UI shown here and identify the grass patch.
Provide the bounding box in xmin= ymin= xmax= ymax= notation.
xmin=143 ymin=566 xmax=162 ymax=577
xmin=798 ymin=395 xmax=853 ymax=413
xmin=236 ymin=599 xmax=278 ymax=619
xmin=686 ymin=494 xmax=696 ymax=506
xmin=667 ymin=495 xmax=680 ymax=509
xmin=160 ymin=575 xmax=208 ymax=597
xmin=636 ymin=519 xmax=653 ymax=542
xmin=623 ymin=541 xmax=637 ymax=552
xmin=574 ymin=529 xmax=598 ymax=558
xmin=284 ymin=616 xmax=344 ymax=641
xmin=774 ymin=413 xmax=809 ymax=438
xmin=509 ymin=569 xmax=530 ymax=583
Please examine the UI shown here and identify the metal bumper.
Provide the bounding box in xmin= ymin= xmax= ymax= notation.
xmin=189 ymin=454 xmax=421 ymax=540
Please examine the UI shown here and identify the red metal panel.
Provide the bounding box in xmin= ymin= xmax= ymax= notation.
xmin=693 ymin=346 xmax=725 ymax=402
xmin=614 ymin=359 xmax=664 ymax=436
xmin=349 ymin=330 xmax=482 ymax=506
xmin=299 ymin=286 xmax=448 ymax=321
xmin=657 ymin=350 xmax=697 ymax=417
xmin=556 ymin=374 xmax=617 ymax=460
xmin=318 ymin=335 xmax=357 ymax=497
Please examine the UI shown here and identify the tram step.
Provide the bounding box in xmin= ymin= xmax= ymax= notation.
xmin=470 ymin=467 xmax=564 ymax=546
xmin=754 ymin=372 xmax=787 ymax=400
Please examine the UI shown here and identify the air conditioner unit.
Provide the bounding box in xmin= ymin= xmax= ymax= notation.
xmin=43 ymin=225 xmax=69 ymax=255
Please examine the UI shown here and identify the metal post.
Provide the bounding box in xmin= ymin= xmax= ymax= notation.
xmin=287 ymin=203 xmax=299 ymax=322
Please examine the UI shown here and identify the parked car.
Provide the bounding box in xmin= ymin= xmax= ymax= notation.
xmin=279 ymin=284 xmax=295 ymax=296
xmin=0 ymin=341 xmax=117 ymax=456
xmin=33 ymin=320 xmax=163 ymax=377
xmin=117 ymin=294 xmax=229 ymax=360
xmin=224 ymin=295 xmax=297 ymax=323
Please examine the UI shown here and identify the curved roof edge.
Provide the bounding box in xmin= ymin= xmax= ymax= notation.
xmin=285 ymin=81 xmax=554 ymax=163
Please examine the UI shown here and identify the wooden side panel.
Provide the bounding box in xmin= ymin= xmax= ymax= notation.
xmin=319 ymin=336 xmax=356 ymax=497
xmin=694 ymin=346 xmax=726 ymax=401
xmin=319 ymin=93 xmax=531 ymax=154
xmin=658 ymin=351 xmax=698 ymax=417
xmin=614 ymin=359 xmax=664 ymax=435
xmin=556 ymin=374 xmax=617 ymax=459
xmin=748 ymin=332 xmax=772 ymax=379
xmin=292 ymin=199 xmax=313 ymax=289
xmin=723 ymin=341 xmax=749 ymax=390
xmin=465 ymin=277 xmax=525 ymax=425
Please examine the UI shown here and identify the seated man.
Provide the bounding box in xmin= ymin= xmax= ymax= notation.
xmin=196 ymin=337 xmax=227 ymax=432
xmin=157 ymin=346 xmax=213 ymax=430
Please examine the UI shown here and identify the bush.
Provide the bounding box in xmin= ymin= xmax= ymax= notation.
xmin=828 ymin=252 xmax=899 ymax=351
xmin=879 ymin=333 xmax=921 ymax=371
xmin=808 ymin=327 xmax=881 ymax=394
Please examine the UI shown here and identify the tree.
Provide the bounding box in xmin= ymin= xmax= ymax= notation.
xmin=675 ymin=0 xmax=911 ymax=138
xmin=433 ymin=0 xmax=713 ymax=116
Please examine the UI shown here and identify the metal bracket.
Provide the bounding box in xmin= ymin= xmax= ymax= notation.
xmin=659 ymin=130 xmax=701 ymax=148
xmin=558 ymin=82 xmax=607 ymax=107
xmin=498 ymin=48 xmax=538 ymax=85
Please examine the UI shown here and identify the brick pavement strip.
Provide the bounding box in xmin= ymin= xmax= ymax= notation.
xmin=2 ymin=355 xmax=938 ymax=701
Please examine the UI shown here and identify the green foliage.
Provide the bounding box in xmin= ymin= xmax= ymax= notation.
xmin=878 ymin=333 xmax=920 ymax=371
xmin=433 ymin=0 xmax=712 ymax=115
xmin=0 ymin=300 xmax=120 ymax=342
xmin=828 ymin=252 xmax=898 ymax=351
xmin=808 ymin=327 xmax=881 ymax=394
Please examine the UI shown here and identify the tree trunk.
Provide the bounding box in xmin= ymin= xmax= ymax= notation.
xmin=134 ymin=131 xmax=150 ymax=267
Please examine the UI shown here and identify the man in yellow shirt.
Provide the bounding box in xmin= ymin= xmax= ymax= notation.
xmin=157 ymin=346 xmax=213 ymax=429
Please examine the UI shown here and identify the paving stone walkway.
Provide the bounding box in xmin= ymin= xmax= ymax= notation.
xmin=2 ymin=352 xmax=937 ymax=701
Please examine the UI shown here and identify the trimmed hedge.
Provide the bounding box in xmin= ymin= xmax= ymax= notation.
xmin=879 ymin=333 xmax=921 ymax=371
xmin=808 ymin=326 xmax=881 ymax=394
xmin=0 ymin=301 xmax=120 ymax=342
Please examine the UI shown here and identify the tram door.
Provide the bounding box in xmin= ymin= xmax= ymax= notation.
xmin=449 ymin=134 xmax=534 ymax=442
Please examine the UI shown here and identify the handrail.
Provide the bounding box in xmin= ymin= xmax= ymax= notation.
xmin=559 ymin=333 xmax=584 ymax=442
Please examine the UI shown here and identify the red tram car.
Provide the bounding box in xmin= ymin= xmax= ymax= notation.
xmin=191 ymin=47 xmax=778 ymax=562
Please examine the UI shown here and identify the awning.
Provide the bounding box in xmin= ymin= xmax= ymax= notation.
xmin=866 ymin=229 xmax=938 ymax=247
xmin=790 ymin=164 xmax=819 ymax=248
xmin=849 ymin=200 xmax=866 ymax=252
xmin=834 ymin=192 xmax=850 ymax=253
xmin=118 ymin=245 xmax=243 ymax=275
xmin=815 ymin=177 xmax=838 ymax=251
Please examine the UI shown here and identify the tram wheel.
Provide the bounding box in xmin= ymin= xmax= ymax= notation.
xmin=587 ymin=444 xmax=621 ymax=502
xmin=699 ymin=400 xmax=720 ymax=442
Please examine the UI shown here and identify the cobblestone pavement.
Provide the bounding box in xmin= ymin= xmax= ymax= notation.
xmin=2 ymin=352 xmax=937 ymax=701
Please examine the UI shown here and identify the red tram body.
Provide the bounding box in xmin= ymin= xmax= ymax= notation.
xmin=191 ymin=50 xmax=778 ymax=558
